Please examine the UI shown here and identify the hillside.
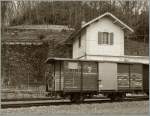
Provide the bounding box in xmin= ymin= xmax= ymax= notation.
xmin=1 ymin=25 xmax=73 ymax=90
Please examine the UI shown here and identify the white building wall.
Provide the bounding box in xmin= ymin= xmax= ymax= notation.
xmin=73 ymin=38 xmax=79 ymax=58
xmin=73 ymin=30 xmax=86 ymax=58
xmin=86 ymin=17 xmax=124 ymax=56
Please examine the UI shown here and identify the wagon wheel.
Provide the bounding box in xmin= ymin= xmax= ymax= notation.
xmin=109 ymin=96 xmax=116 ymax=101
xmin=79 ymin=95 xmax=85 ymax=102
xmin=109 ymin=93 xmax=125 ymax=101
xmin=70 ymin=94 xmax=77 ymax=102
xmin=70 ymin=94 xmax=85 ymax=103
xmin=108 ymin=93 xmax=117 ymax=101
xmin=70 ymin=95 xmax=76 ymax=102
xmin=116 ymin=93 xmax=126 ymax=101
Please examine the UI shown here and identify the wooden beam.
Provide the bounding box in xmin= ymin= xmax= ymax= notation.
xmin=113 ymin=20 xmax=117 ymax=24
xmin=121 ymin=27 xmax=126 ymax=30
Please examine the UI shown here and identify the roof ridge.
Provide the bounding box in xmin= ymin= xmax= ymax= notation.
xmin=82 ymin=12 xmax=134 ymax=32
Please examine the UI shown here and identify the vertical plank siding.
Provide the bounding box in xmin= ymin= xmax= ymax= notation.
xmin=117 ymin=64 xmax=143 ymax=91
xmin=63 ymin=61 xmax=81 ymax=91
xmin=143 ymin=65 xmax=149 ymax=93
xmin=130 ymin=64 xmax=143 ymax=90
xmin=54 ymin=61 xmax=64 ymax=91
xmin=117 ymin=64 xmax=130 ymax=90
xmin=63 ymin=61 xmax=98 ymax=92
xmin=82 ymin=62 xmax=98 ymax=91
xmin=47 ymin=60 xmax=148 ymax=94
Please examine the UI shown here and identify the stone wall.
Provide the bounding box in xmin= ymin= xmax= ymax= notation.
xmin=1 ymin=42 xmax=72 ymax=90
xmin=1 ymin=25 xmax=73 ymax=91
xmin=1 ymin=43 xmax=49 ymax=89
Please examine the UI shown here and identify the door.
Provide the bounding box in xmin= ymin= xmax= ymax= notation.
xmin=117 ymin=64 xmax=130 ymax=90
xmin=63 ymin=61 xmax=81 ymax=92
xmin=82 ymin=62 xmax=98 ymax=91
xmin=130 ymin=64 xmax=143 ymax=90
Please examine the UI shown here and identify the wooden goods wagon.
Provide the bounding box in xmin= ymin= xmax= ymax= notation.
xmin=117 ymin=64 xmax=143 ymax=91
xmin=117 ymin=63 xmax=149 ymax=93
xmin=45 ymin=58 xmax=149 ymax=102
xmin=45 ymin=58 xmax=98 ymax=102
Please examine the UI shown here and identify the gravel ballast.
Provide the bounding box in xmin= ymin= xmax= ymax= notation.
xmin=1 ymin=101 xmax=149 ymax=116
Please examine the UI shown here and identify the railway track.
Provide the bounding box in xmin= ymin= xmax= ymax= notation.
xmin=1 ymin=96 xmax=148 ymax=109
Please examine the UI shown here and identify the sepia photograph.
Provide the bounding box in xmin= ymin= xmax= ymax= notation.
xmin=1 ymin=0 xmax=149 ymax=116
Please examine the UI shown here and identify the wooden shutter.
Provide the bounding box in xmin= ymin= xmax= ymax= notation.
xmin=110 ymin=33 xmax=114 ymax=45
xmin=98 ymin=32 xmax=103 ymax=44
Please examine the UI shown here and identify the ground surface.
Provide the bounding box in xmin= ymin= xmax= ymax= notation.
xmin=1 ymin=100 xmax=149 ymax=116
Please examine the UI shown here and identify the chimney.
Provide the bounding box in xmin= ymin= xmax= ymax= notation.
xmin=81 ymin=21 xmax=86 ymax=28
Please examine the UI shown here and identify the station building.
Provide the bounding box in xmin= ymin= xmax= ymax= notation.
xmin=69 ymin=12 xmax=149 ymax=64
xmin=68 ymin=12 xmax=149 ymax=91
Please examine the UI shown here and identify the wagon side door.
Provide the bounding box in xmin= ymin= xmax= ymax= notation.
xmin=82 ymin=62 xmax=98 ymax=91
xmin=63 ymin=61 xmax=81 ymax=92
xmin=99 ymin=63 xmax=117 ymax=91
xmin=117 ymin=64 xmax=130 ymax=90
xmin=130 ymin=64 xmax=143 ymax=90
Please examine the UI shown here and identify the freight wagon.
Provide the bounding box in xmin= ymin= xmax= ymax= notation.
xmin=45 ymin=58 xmax=149 ymax=102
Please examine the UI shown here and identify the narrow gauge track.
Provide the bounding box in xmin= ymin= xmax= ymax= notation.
xmin=1 ymin=96 xmax=148 ymax=109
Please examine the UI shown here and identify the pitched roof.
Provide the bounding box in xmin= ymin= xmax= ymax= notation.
xmin=82 ymin=12 xmax=134 ymax=32
xmin=68 ymin=12 xmax=134 ymax=41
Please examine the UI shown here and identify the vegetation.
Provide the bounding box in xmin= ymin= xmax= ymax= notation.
xmin=1 ymin=0 xmax=149 ymax=41
xmin=1 ymin=1 xmax=149 ymax=91
xmin=1 ymin=43 xmax=49 ymax=88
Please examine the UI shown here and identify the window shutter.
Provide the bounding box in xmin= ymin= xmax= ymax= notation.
xmin=110 ymin=33 xmax=113 ymax=45
xmin=98 ymin=32 xmax=103 ymax=44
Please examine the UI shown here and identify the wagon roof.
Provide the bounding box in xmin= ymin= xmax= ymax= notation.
xmin=46 ymin=57 xmax=98 ymax=63
xmin=45 ymin=55 xmax=149 ymax=64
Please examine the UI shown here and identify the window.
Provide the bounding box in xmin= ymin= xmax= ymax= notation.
xmin=103 ymin=32 xmax=109 ymax=44
xmin=98 ymin=32 xmax=113 ymax=45
xmin=109 ymin=32 xmax=113 ymax=45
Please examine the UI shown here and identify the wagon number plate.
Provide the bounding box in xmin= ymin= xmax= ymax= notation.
xmin=68 ymin=62 xmax=78 ymax=69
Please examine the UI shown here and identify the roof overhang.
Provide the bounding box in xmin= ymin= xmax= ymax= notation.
xmin=68 ymin=12 xmax=134 ymax=41
xmin=82 ymin=12 xmax=134 ymax=33
xmin=45 ymin=56 xmax=149 ymax=65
